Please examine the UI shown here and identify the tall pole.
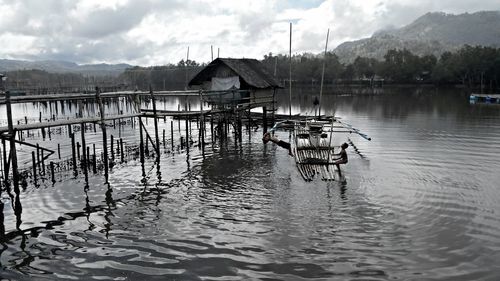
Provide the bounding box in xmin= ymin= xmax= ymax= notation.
xmin=319 ymin=28 xmax=330 ymax=117
xmin=289 ymin=22 xmax=292 ymax=118
xmin=185 ymin=46 xmax=190 ymax=90
xmin=211 ymin=45 xmax=213 ymax=61
xmin=6 ymin=91 xmax=19 ymax=194
xmin=96 ymin=87 xmax=109 ymax=182
xmin=151 ymin=85 xmax=160 ymax=163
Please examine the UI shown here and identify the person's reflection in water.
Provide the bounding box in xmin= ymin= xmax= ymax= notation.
xmin=14 ymin=192 xmax=22 ymax=231
xmin=104 ymin=183 xmax=115 ymax=239
xmin=339 ymin=180 xmax=348 ymax=202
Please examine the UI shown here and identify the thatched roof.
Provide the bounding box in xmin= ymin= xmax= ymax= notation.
xmin=189 ymin=58 xmax=283 ymax=89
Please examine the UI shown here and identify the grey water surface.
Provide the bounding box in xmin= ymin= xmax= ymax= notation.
xmin=1 ymin=87 xmax=500 ymax=280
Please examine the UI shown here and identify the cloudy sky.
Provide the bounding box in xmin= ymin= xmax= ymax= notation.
xmin=0 ymin=0 xmax=498 ymax=65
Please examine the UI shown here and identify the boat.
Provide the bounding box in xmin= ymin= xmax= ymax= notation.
xmin=293 ymin=119 xmax=337 ymax=181
xmin=272 ymin=116 xmax=371 ymax=181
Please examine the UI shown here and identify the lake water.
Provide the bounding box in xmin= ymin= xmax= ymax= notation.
xmin=1 ymin=87 xmax=500 ymax=280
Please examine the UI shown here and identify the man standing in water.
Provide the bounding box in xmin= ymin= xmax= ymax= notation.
xmin=262 ymin=132 xmax=293 ymax=156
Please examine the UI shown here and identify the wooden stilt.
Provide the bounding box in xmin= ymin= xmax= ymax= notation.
xmin=50 ymin=161 xmax=55 ymax=184
xmin=5 ymin=91 xmax=20 ymax=193
xmin=32 ymin=151 xmax=37 ymax=184
xmin=96 ymin=87 xmax=109 ymax=181
xmin=71 ymin=133 xmax=77 ymax=175
xmin=171 ymin=120 xmax=174 ymax=151
xmin=150 ymin=86 xmax=160 ymax=162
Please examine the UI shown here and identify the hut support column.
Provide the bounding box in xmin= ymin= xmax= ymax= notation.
xmin=139 ymin=117 xmax=145 ymax=164
xmin=263 ymin=106 xmax=268 ymax=134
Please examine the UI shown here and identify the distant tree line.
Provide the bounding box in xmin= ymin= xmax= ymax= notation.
xmin=119 ymin=59 xmax=204 ymax=91
xmin=3 ymin=45 xmax=499 ymax=94
xmin=2 ymin=69 xmax=128 ymax=93
xmin=262 ymin=45 xmax=500 ymax=89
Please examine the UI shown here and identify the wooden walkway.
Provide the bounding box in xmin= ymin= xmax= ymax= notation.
xmin=0 ymin=113 xmax=140 ymax=133
xmin=0 ymin=90 xmax=202 ymax=104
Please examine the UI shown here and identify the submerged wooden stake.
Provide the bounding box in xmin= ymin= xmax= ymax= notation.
xmin=32 ymin=151 xmax=37 ymax=184
xmin=50 ymin=161 xmax=55 ymax=184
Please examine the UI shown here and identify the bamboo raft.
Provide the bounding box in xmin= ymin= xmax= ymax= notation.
xmin=293 ymin=122 xmax=338 ymax=181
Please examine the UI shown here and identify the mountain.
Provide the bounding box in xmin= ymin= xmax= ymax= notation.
xmin=334 ymin=11 xmax=500 ymax=63
xmin=0 ymin=59 xmax=133 ymax=76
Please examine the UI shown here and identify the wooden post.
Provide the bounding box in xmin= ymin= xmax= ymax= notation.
xmin=199 ymin=90 xmax=205 ymax=148
xmin=318 ymin=28 xmax=330 ymax=117
xmin=237 ymin=112 xmax=242 ymax=142
xmin=163 ymin=129 xmax=166 ymax=148
xmin=171 ymin=120 xmax=174 ymax=150
xmin=96 ymin=87 xmax=109 ymax=182
xmin=185 ymin=117 xmax=189 ymax=152
xmin=36 ymin=143 xmax=41 ymax=171
xmin=77 ymin=142 xmax=81 ymax=160
xmin=111 ymin=135 xmax=114 ymax=162
xmin=289 ymin=22 xmax=292 ymax=118
xmin=263 ymin=106 xmax=268 ymax=133
xmin=41 ymin=149 xmax=46 ymax=176
xmin=120 ymin=138 xmax=124 ymax=163
xmin=6 ymin=91 xmax=20 ymax=193
xmin=32 ymin=151 xmax=37 ymax=184
xmin=81 ymin=123 xmax=87 ymax=172
xmin=87 ymin=146 xmax=90 ymax=169
xmin=210 ymin=114 xmax=214 ymax=142
xmin=2 ymin=139 xmax=7 ymax=182
xmin=71 ymin=133 xmax=77 ymax=176
xmin=50 ymin=161 xmax=55 ymax=184
xmin=150 ymin=86 xmax=160 ymax=162
xmin=93 ymin=153 xmax=97 ymax=174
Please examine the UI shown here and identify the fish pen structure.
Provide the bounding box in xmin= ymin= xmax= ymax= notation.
xmin=0 ymin=87 xmax=276 ymax=197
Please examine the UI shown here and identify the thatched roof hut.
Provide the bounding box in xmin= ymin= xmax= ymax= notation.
xmin=188 ymin=58 xmax=283 ymax=91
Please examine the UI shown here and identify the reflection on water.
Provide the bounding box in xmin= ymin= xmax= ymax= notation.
xmin=1 ymin=87 xmax=500 ymax=280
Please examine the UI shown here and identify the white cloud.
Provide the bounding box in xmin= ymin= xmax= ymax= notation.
xmin=0 ymin=0 xmax=498 ymax=65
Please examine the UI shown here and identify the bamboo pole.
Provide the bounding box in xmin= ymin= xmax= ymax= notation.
xmin=171 ymin=120 xmax=174 ymax=150
xmin=6 ymin=91 xmax=20 ymax=193
xmin=318 ymin=28 xmax=330 ymax=117
xmin=289 ymin=22 xmax=292 ymax=118
xmin=150 ymin=86 xmax=160 ymax=162
xmin=32 ymin=151 xmax=37 ymax=184
xmin=96 ymin=87 xmax=109 ymax=181
xmin=139 ymin=117 xmax=145 ymax=164
xmin=71 ymin=133 xmax=77 ymax=176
